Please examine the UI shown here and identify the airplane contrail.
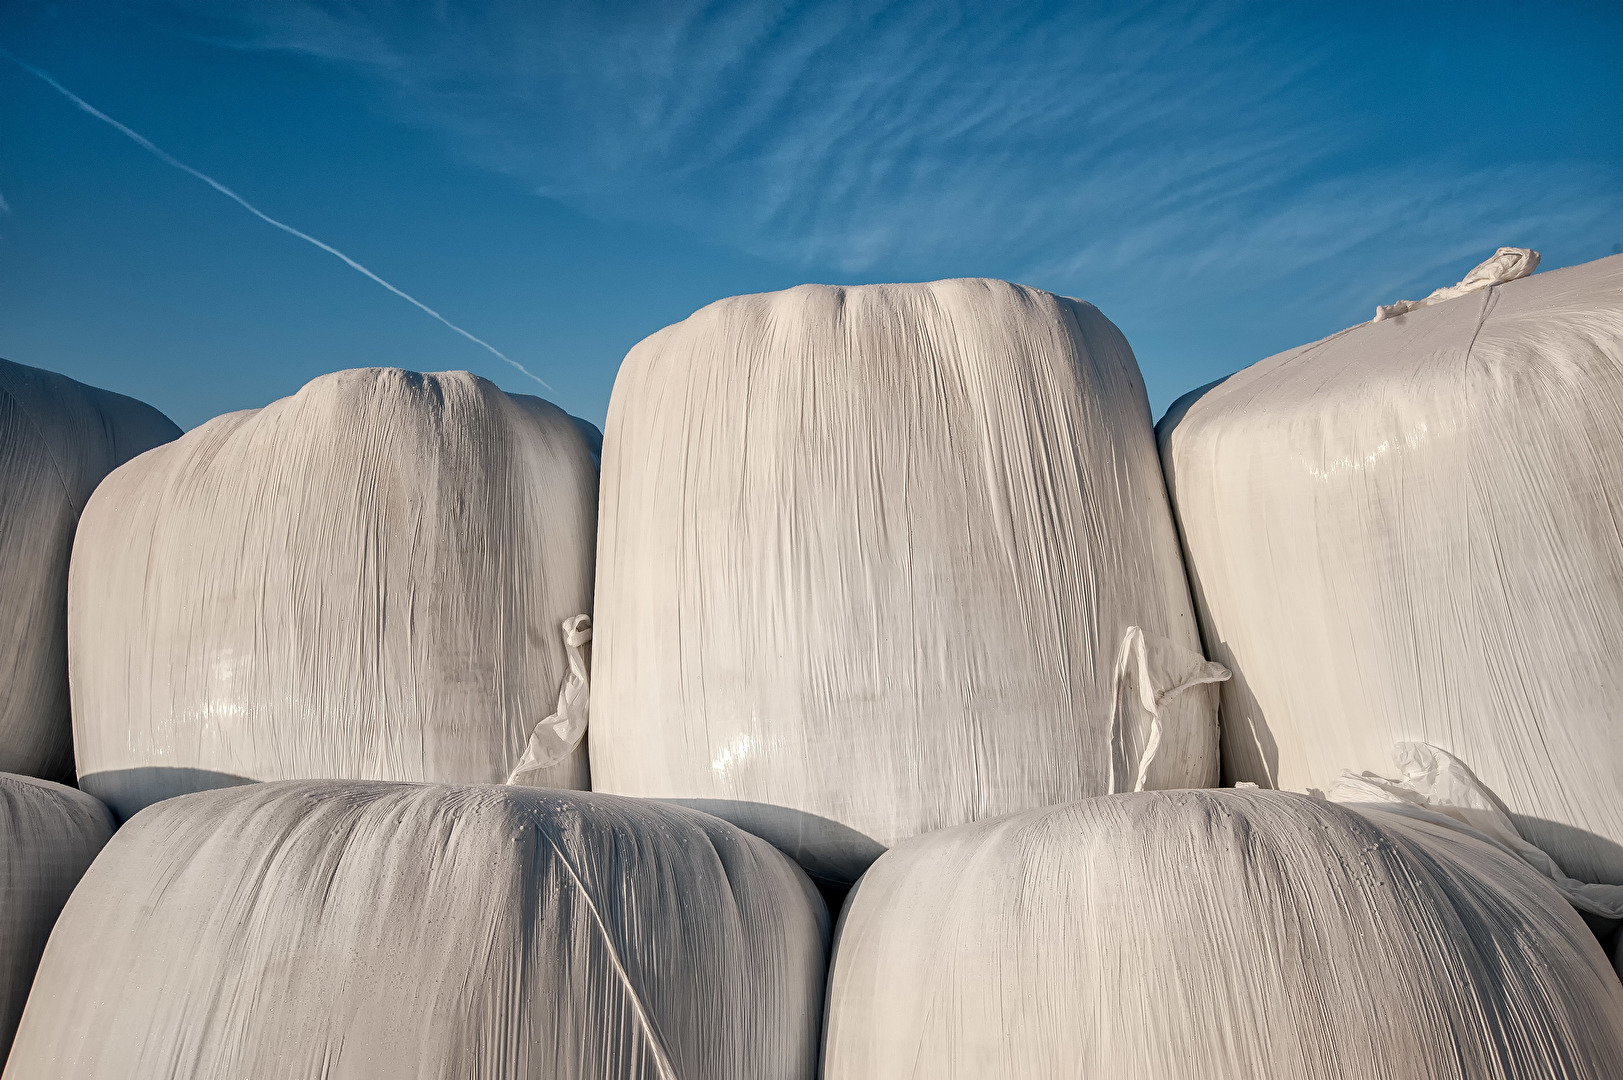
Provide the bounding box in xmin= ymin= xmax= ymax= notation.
xmin=0 ymin=46 xmax=554 ymax=392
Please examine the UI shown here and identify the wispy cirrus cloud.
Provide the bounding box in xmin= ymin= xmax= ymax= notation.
xmin=175 ymin=1 xmax=1621 ymax=328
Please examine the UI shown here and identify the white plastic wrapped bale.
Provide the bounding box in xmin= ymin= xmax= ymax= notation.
xmin=590 ymin=279 xmax=1217 ymax=884
xmin=1158 ymin=252 xmax=1623 ymax=885
xmin=0 ymin=358 xmax=179 ymax=781
xmin=0 ymin=773 xmax=114 ymax=1061
xmin=823 ymin=789 xmax=1623 ymax=1080
xmin=3 ymin=781 xmax=829 ymax=1080
xmin=69 ymin=368 xmax=600 ymax=821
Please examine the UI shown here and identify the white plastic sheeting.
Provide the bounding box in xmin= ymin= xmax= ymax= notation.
xmin=506 ymin=615 xmax=594 ymax=786
xmin=69 ymin=369 xmax=598 ymax=820
xmin=0 ymin=773 xmax=114 ymax=1061
xmin=1158 ymin=252 xmax=1623 ymax=885
xmin=1373 ymin=247 xmax=1539 ymax=321
xmin=0 ymin=358 xmax=179 ymax=781
xmin=590 ymin=279 xmax=1214 ymax=883
xmin=1107 ymin=626 xmax=1230 ymax=794
xmin=3 ymin=781 xmax=829 ymax=1080
xmin=823 ymin=789 xmax=1623 ymax=1080
xmin=1331 ymin=742 xmax=1623 ymax=919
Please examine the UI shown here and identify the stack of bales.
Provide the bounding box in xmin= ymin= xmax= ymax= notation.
xmin=13 ymin=254 xmax=1621 ymax=1077
xmin=0 ymin=359 xmax=175 ymax=1063
xmin=582 ymin=269 xmax=1623 ymax=1076
xmin=41 ymin=365 xmax=835 ymax=1078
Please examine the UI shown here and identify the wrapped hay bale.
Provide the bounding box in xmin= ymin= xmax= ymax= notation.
xmin=1157 ymin=252 xmax=1623 ymax=884
xmin=0 ymin=774 xmax=114 ymax=1060
xmin=3 ymin=781 xmax=828 ymax=1080
xmin=0 ymin=358 xmax=178 ymax=780
xmin=590 ymin=279 xmax=1219 ymax=883
xmin=823 ymin=789 xmax=1623 ymax=1080
xmin=69 ymin=369 xmax=599 ymax=820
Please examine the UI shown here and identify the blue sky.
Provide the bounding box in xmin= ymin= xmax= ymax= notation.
xmin=2 ymin=1 xmax=1620 ymax=429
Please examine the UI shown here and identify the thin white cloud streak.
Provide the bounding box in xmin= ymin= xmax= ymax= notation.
xmin=0 ymin=187 xmax=10 ymax=215
xmin=0 ymin=44 xmax=553 ymax=392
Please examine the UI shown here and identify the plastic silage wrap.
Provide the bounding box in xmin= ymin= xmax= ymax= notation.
xmin=822 ymin=789 xmax=1623 ymax=1080
xmin=69 ymin=368 xmax=599 ymax=820
xmin=0 ymin=773 xmax=114 ymax=1061
xmin=589 ymin=278 xmax=1219 ymax=883
xmin=3 ymin=782 xmax=828 ymax=1080
xmin=0 ymin=358 xmax=178 ymax=781
xmin=1158 ymin=252 xmax=1623 ymax=885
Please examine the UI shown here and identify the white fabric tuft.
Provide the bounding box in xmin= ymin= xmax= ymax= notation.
xmin=1330 ymin=742 xmax=1623 ymax=919
xmin=1373 ymin=246 xmax=1539 ymax=321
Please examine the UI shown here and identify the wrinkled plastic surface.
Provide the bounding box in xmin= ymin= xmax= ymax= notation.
xmin=69 ymin=369 xmax=598 ymax=820
xmin=1332 ymin=742 xmax=1623 ymax=918
xmin=590 ymin=279 xmax=1213 ymax=882
xmin=824 ymin=789 xmax=1623 ymax=1080
xmin=0 ymin=358 xmax=179 ymax=781
xmin=4 ymin=781 xmax=829 ymax=1080
xmin=0 ymin=773 xmax=113 ymax=1061
xmin=1159 ymin=253 xmax=1623 ymax=884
